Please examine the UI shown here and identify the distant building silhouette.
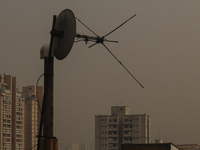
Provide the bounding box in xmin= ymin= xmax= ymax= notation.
xmin=95 ymin=106 xmax=150 ymax=150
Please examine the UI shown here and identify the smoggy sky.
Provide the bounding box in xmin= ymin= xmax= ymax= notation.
xmin=1 ymin=0 xmax=200 ymax=146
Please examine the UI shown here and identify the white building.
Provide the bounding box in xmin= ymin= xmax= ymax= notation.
xmin=95 ymin=106 xmax=150 ymax=150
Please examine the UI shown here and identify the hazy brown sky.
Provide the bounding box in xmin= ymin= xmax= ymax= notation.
xmin=1 ymin=0 xmax=200 ymax=145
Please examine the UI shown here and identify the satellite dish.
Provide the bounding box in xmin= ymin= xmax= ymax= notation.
xmin=53 ymin=9 xmax=76 ymax=60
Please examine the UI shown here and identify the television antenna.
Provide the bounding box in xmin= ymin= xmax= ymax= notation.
xmin=75 ymin=14 xmax=144 ymax=88
xmin=38 ymin=9 xmax=143 ymax=150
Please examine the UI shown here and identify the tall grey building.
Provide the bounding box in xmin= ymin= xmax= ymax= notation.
xmin=95 ymin=106 xmax=150 ymax=150
xmin=23 ymin=85 xmax=44 ymax=150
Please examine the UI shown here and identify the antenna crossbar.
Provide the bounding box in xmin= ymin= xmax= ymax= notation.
xmin=75 ymin=34 xmax=118 ymax=45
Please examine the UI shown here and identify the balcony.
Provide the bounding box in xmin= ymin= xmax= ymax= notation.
xmin=108 ymin=125 xmax=118 ymax=131
xmin=123 ymin=140 xmax=132 ymax=144
xmin=2 ymin=88 xmax=11 ymax=94
xmin=108 ymin=143 xmax=118 ymax=149
xmin=108 ymin=131 xmax=118 ymax=137
xmin=123 ymin=131 xmax=132 ymax=137
xmin=123 ymin=124 xmax=132 ymax=131
xmin=108 ymin=137 xmax=118 ymax=143
xmin=123 ymin=137 xmax=133 ymax=144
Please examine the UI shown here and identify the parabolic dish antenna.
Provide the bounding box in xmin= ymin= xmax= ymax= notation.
xmin=53 ymin=9 xmax=76 ymax=60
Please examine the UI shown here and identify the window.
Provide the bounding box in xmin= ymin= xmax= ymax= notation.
xmin=6 ymin=138 xmax=10 ymax=142
xmin=108 ymin=131 xmax=117 ymax=135
xmin=16 ymin=126 xmax=22 ymax=129
xmin=109 ymin=125 xmax=117 ymax=128
xmin=17 ymin=112 xmax=21 ymax=115
xmin=16 ymin=139 xmax=22 ymax=142
xmin=124 ymin=137 xmax=132 ymax=141
xmin=124 ymin=125 xmax=132 ymax=128
xmin=124 ymin=119 xmax=128 ymax=122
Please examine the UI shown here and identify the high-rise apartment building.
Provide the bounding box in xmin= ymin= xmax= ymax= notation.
xmin=0 ymin=74 xmax=13 ymax=150
xmin=95 ymin=106 xmax=150 ymax=150
xmin=23 ymin=85 xmax=44 ymax=150
xmin=0 ymin=74 xmax=24 ymax=150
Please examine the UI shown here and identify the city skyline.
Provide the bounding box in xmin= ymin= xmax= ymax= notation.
xmin=1 ymin=0 xmax=200 ymax=145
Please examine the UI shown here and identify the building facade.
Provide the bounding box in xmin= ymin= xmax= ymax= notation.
xmin=23 ymin=85 xmax=44 ymax=150
xmin=0 ymin=74 xmax=24 ymax=150
xmin=95 ymin=106 xmax=150 ymax=150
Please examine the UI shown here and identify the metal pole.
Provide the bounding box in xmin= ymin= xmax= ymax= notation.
xmin=43 ymin=57 xmax=54 ymax=137
xmin=43 ymin=15 xmax=57 ymax=138
xmin=37 ymin=15 xmax=57 ymax=150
